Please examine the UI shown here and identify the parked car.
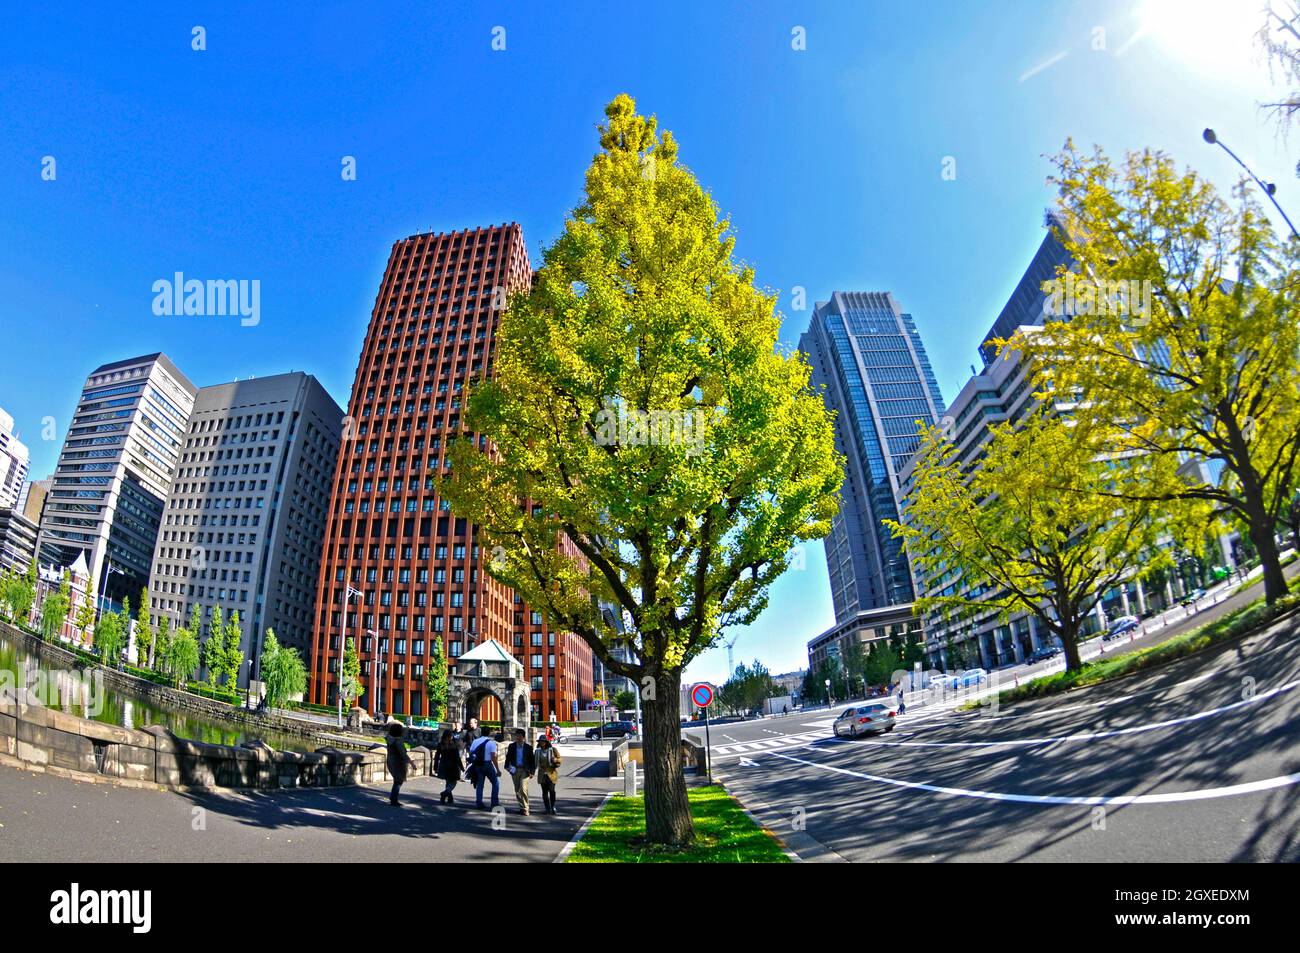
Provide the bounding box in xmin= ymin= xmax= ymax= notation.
xmin=585 ymin=720 xmax=636 ymax=740
xmin=1105 ymin=615 xmax=1140 ymax=640
xmin=1025 ymin=645 xmax=1062 ymax=664
xmin=1181 ymin=588 xmax=1207 ymax=607
xmin=832 ymin=703 xmax=898 ymax=738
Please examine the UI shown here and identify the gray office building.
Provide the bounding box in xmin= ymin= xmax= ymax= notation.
xmin=800 ymin=292 xmax=945 ymax=618
xmin=38 ymin=353 xmax=198 ymax=605
xmin=147 ymin=373 xmax=343 ymax=683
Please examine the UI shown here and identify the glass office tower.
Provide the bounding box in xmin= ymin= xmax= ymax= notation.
xmin=800 ymin=292 xmax=944 ymax=618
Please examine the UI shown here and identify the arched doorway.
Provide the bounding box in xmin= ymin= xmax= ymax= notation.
xmin=462 ymin=686 xmax=505 ymax=726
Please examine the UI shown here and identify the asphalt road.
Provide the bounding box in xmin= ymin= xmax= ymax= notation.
xmin=0 ymin=755 xmax=616 ymax=863
xmin=713 ymin=604 xmax=1300 ymax=862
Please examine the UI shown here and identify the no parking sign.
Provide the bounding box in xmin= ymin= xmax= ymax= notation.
xmin=691 ymin=682 xmax=714 ymax=710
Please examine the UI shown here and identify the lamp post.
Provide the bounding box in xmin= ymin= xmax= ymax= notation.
xmin=340 ymin=585 xmax=364 ymax=727
xmin=1203 ymin=128 xmax=1299 ymax=239
xmin=367 ymin=628 xmax=383 ymax=718
xmin=97 ymin=559 xmax=126 ymax=626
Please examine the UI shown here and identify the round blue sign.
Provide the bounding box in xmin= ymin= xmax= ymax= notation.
xmin=691 ymin=683 xmax=714 ymax=708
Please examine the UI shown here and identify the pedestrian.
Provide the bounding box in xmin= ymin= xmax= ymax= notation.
xmin=468 ymin=725 xmax=500 ymax=809
xmin=536 ymin=734 xmax=562 ymax=814
xmin=505 ymin=727 xmax=536 ymax=816
xmin=897 ymin=687 xmax=906 ymax=715
xmin=433 ymin=729 xmax=464 ymax=805
xmin=459 ymin=717 xmax=479 ymax=756
xmin=385 ymin=722 xmax=415 ymax=807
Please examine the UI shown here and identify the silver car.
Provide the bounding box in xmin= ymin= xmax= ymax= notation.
xmin=832 ymin=703 xmax=898 ymax=738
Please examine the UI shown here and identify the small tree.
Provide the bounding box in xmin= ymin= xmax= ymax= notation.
xmin=41 ymin=572 xmax=71 ymax=640
xmin=612 ymin=688 xmax=637 ymax=713
xmin=95 ymin=609 xmax=125 ymax=666
xmin=340 ymin=637 xmax=362 ymax=709
xmin=888 ymin=411 xmax=1200 ymax=672
xmin=260 ymin=629 xmax=307 ymax=710
xmin=165 ymin=627 xmax=200 ymax=687
xmin=223 ymin=609 xmax=245 ymax=691
xmin=74 ymin=571 xmax=97 ymax=643
xmin=153 ymin=616 xmax=171 ymax=673
xmin=203 ymin=606 xmax=225 ymax=685
xmin=424 ymin=636 xmax=449 ymax=721
xmin=136 ymin=588 xmax=155 ymax=668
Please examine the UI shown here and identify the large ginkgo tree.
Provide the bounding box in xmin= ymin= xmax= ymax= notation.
xmin=441 ymin=95 xmax=842 ymax=846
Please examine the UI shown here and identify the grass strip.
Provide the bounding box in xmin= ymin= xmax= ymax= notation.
xmin=565 ymin=783 xmax=791 ymax=863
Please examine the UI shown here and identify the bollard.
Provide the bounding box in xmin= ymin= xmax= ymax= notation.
xmin=624 ymin=758 xmax=639 ymax=797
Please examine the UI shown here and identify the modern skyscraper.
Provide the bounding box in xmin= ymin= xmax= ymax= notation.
xmin=147 ymin=373 xmax=343 ymax=682
xmin=309 ymin=224 xmax=594 ymax=721
xmin=800 ymin=292 xmax=944 ymax=617
xmin=38 ymin=354 xmax=197 ymax=605
xmin=976 ymin=210 xmax=1072 ymax=366
xmin=0 ymin=407 xmax=30 ymax=510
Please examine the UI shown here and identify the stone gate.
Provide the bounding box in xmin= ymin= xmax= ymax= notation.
xmin=446 ymin=639 xmax=530 ymax=733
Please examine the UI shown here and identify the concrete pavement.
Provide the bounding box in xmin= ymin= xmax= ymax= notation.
xmin=0 ymin=754 xmax=617 ymax=863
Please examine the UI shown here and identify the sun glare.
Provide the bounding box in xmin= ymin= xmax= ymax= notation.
xmin=1134 ymin=0 xmax=1260 ymax=74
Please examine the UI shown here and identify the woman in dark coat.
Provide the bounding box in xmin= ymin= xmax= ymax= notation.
xmin=433 ymin=729 xmax=465 ymax=805
xmin=386 ymin=722 xmax=415 ymax=807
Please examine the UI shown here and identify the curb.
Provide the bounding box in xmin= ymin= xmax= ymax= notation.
xmin=986 ymin=597 xmax=1300 ymax=710
xmin=553 ymin=791 xmax=615 ymax=863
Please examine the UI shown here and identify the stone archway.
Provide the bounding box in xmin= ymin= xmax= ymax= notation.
xmin=446 ymin=639 xmax=531 ymax=736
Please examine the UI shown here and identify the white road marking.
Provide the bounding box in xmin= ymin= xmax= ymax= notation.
xmin=842 ymin=678 xmax=1300 ymax=749
xmin=299 ymin=807 xmax=380 ymax=823
xmin=765 ymin=751 xmax=1300 ymax=805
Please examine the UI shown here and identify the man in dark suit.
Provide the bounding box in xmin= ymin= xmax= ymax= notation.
xmin=505 ymin=728 xmax=536 ymax=815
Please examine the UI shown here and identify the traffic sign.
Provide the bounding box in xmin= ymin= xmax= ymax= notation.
xmin=691 ymin=682 xmax=714 ymax=709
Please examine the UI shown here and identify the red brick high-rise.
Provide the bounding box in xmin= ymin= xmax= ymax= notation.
xmin=308 ymin=224 xmax=593 ymax=723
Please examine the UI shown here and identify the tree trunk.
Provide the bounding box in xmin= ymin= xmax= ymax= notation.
xmin=1060 ymin=622 xmax=1082 ymax=673
xmin=642 ymin=668 xmax=694 ymax=847
xmin=1248 ymin=520 xmax=1289 ymax=603
xmin=1246 ymin=505 xmax=1288 ymax=604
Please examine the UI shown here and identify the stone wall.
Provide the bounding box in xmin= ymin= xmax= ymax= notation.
xmin=1 ymin=620 xmax=343 ymax=744
xmin=608 ymin=735 xmax=706 ymax=777
xmin=0 ymin=683 xmax=431 ymax=792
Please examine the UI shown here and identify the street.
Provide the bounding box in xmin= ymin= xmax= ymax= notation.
xmin=709 ymin=605 xmax=1300 ymax=862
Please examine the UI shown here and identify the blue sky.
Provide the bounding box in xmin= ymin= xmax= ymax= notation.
xmin=0 ymin=1 xmax=1289 ymax=682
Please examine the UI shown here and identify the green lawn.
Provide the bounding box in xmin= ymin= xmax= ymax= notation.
xmin=976 ymin=584 xmax=1300 ymax=709
xmin=565 ymin=784 xmax=791 ymax=863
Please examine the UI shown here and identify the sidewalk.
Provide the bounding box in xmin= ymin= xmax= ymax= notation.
xmin=0 ymin=756 xmax=618 ymax=862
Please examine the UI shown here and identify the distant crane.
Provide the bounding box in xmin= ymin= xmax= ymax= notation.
xmin=723 ymin=632 xmax=742 ymax=678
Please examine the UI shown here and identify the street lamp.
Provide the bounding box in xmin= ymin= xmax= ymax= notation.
xmin=824 ymin=677 xmax=832 ymax=708
xmin=367 ymin=628 xmax=383 ymax=718
xmin=1203 ymin=128 xmax=1299 ymax=239
xmin=97 ymin=559 xmax=127 ymax=626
